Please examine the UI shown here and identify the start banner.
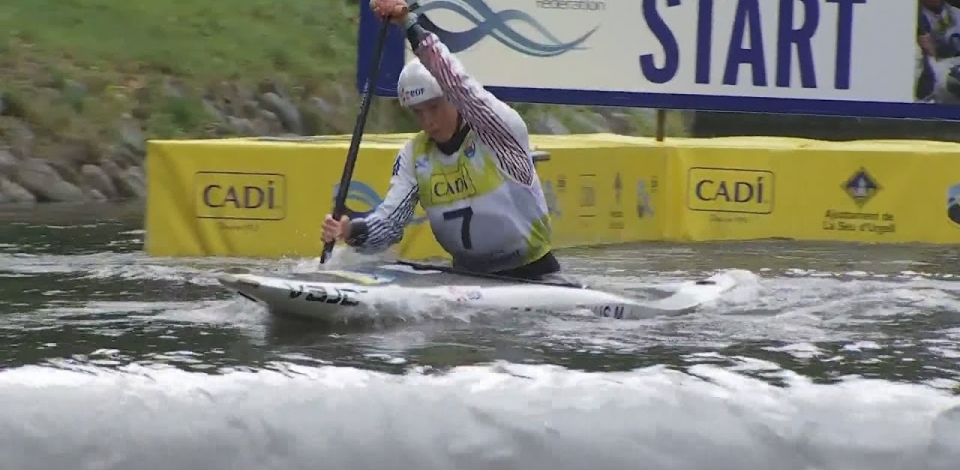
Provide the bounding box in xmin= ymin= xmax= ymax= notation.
xmin=358 ymin=0 xmax=960 ymax=120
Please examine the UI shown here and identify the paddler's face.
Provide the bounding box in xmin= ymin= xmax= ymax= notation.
xmin=411 ymin=97 xmax=459 ymax=142
xmin=922 ymin=0 xmax=943 ymax=10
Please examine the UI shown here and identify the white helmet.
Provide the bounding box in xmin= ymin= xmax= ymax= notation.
xmin=397 ymin=58 xmax=443 ymax=108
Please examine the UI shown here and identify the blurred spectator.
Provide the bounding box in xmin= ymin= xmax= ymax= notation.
xmin=916 ymin=0 xmax=960 ymax=101
xmin=918 ymin=0 xmax=960 ymax=59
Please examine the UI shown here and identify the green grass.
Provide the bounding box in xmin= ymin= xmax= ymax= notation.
xmin=1 ymin=0 xmax=356 ymax=83
xmin=0 ymin=0 xmax=683 ymax=153
xmin=0 ymin=0 xmax=362 ymax=143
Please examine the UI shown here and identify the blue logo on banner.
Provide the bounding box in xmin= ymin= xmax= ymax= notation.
xmin=332 ymin=182 xmax=428 ymax=224
xmin=842 ymin=168 xmax=881 ymax=209
xmin=417 ymin=0 xmax=598 ymax=57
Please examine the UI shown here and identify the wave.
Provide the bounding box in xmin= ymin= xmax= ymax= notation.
xmin=0 ymin=361 xmax=957 ymax=470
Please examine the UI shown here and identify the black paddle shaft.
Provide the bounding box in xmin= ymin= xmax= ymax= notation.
xmin=320 ymin=19 xmax=392 ymax=264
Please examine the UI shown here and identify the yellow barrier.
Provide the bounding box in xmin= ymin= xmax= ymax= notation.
xmin=145 ymin=134 xmax=960 ymax=260
xmin=535 ymin=140 xmax=668 ymax=247
xmin=144 ymin=134 xmax=665 ymax=259
xmin=668 ymin=137 xmax=960 ymax=243
xmin=146 ymin=137 xmax=431 ymax=259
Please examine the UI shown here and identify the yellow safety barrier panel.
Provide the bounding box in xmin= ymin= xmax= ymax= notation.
xmin=146 ymin=136 xmax=435 ymax=259
xmin=146 ymin=133 xmax=960 ymax=260
xmin=668 ymin=137 xmax=960 ymax=243
xmin=535 ymin=138 xmax=668 ymax=247
xmin=145 ymin=134 xmax=666 ymax=260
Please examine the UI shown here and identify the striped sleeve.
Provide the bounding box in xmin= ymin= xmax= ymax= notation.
xmin=346 ymin=142 xmax=420 ymax=254
xmin=413 ymin=32 xmax=535 ymax=186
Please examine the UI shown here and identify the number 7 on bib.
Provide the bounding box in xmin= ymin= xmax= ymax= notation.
xmin=442 ymin=207 xmax=473 ymax=249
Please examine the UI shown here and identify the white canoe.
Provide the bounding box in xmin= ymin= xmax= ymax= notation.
xmin=217 ymin=262 xmax=740 ymax=323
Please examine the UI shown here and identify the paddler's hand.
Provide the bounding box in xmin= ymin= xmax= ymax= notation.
xmin=369 ymin=0 xmax=410 ymax=25
xmin=322 ymin=214 xmax=351 ymax=243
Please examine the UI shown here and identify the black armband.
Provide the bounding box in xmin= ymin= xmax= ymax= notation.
xmin=345 ymin=219 xmax=369 ymax=247
xmin=404 ymin=13 xmax=429 ymax=50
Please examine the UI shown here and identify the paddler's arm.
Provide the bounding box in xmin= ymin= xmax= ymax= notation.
xmin=344 ymin=142 xmax=420 ymax=253
xmin=405 ymin=18 xmax=535 ymax=186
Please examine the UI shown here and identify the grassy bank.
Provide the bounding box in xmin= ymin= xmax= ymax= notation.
xmin=1 ymin=0 xmax=366 ymax=139
xmin=0 ymin=0 xmax=686 ymax=155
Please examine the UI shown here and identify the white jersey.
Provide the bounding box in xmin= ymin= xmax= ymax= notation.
xmin=347 ymin=32 xmax=552 ymax=273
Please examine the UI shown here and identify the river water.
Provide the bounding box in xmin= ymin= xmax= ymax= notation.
xmin=1 ymin=203 xmax=959 ymax=470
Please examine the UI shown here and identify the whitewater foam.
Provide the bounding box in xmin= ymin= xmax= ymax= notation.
xmin=0 ymin=362 xmax=956 ymax=470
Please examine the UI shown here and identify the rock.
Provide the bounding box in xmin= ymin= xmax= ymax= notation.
xmin=0 ymin=118 xmax=36 ymax=159
xmin=14 ymin=158 xmax=84 ymax=202
xmin=306 ymin=96 xmax=348 ymax=133
xmin=252 ymin=110 xmax=283 ymax=135
xmin=84 ymin=188 xmax=107 ymax=202
xmin=532 ymin=113 xmax=570 ymax=135
xmin=310 ymin=96 xmax=337 ymax=116
xmin=0 ymin=148 xmax=17 ymax=177
xmin=100 ymin=158 xmax=124 ymax=177
xmin=52 ymin=137 xmax=99 ymax=168
xmin=119 ymin=166 xmax=146 ymax=199
xmin=632 ymin=108 xmax=659 ymax=120
xmin=257 ymin=92 xmax=303 ymax=134
xmin=0 ymin=176 xmax=35 ymax=204
xmin=101 ymin=160 xmax=143 ymax=199
xmin=242 ymin=100 xmax=261 ymax=119
xmin=107 ymin=143 xmax=142 ymax=168
xmin=593 ymin=108 xmax=660 ymax=136
xmin=125 ymin=164 xmax=145 ymax=180
xmin=224 ymin=84 xmax=256 ymax=117
xmin=568 ymin=110 xmax=611 ymax=133
xmin=226 ymin=116 xmax=256 ymax=136
xmin=332 ymin=82 xmax=355 ymax=107
xmin=117 ymin=116 xmax=146 ymax=156
xmin=162 ymin=76 xmax=188 ymax=100
xmin=256 ymin=80 xmax=291 ymax=100
xmin=80 ymin=164 xmax=118 ymax=200
xmin=603 ymin=112 xmax=636 ymax=135
xmin=43 ymin=157 xmax=80 ymax=183
xmin=202 ymin=99 xmax=226 ymax=123
xmin=204 ymin=81 xmax=255 ymax=117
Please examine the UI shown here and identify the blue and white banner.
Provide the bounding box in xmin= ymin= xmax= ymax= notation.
xmin=357 ymin=0 xmax=960 ymax=120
